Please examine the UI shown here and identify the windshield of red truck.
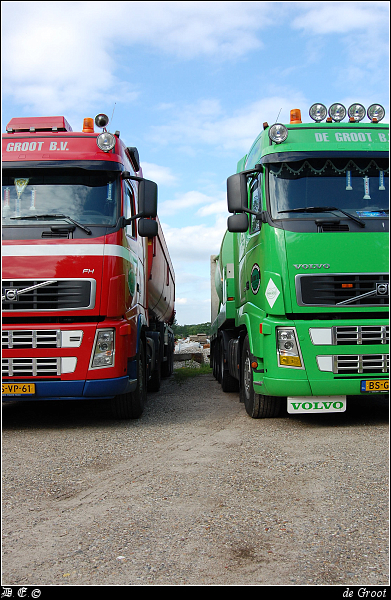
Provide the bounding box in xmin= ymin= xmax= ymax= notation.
xmin=268 ymin=158 xmax=389 ymax=220
xmin=2 ymin=168 xmax=119 ymax=226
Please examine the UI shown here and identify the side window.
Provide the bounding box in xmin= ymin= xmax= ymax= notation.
xmin=249 ymin=174 xmax=262 ymax=234
xmin=124 ymin=182 xmax=136 ymax=238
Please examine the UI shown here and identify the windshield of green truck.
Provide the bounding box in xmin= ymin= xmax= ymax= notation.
xmin=2 ymin=168 xmax=120 ymax=226
xmin=268 ymin=158 xmax=389 ymax=220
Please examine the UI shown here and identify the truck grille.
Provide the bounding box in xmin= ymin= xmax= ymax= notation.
xmin=333 ymin=326 xmax=389 ymax=345
xmin=2 ymin=357 xmax=61 ymax=377
xmin=2 ymin=330 xmax=59 ymax=349
xmin=333 ymin=354 xmax=389 ymax=374
xmin=297 ymin=273 xmax=389 ymax=307
xmin=2 ymin=279 xmax=95 ymax=311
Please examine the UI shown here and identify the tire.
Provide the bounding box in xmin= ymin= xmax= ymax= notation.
xmin=111 ymin=340 xmax=146 ymax=419
xmin=220 ymin=339 xmax=239 ymax=393
xmin=240 ymin=335 xmax=281 ymax=418
xmin=212 ymin=341 xmax=218 ymax=380
xmin=161 ymin=336 xmax=174 ymax=378
xmin=216 ymin=341 xmax=222 ymax=383
xmin=147 ymin=361 xmax=161 ymax=392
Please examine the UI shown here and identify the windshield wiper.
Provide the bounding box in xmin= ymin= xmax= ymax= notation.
xmin=278 ymin=206 xmax=366 ymax=228
xmin=10 ymin=214 xmax=92 ymax=235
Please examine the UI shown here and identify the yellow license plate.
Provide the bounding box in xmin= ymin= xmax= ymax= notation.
xmin=2 ymin=383 xmax=36 ymax=395
xmin=360 ymin=380 xmax=389 ymax=393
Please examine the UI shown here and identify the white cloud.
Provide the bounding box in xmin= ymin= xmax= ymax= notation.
xmin=159 ymin=190 xmax=222 ymax=216
xmin=175 ymin=298 xmax=188 ymax=305
xmin=292 ymin=2 xmax=389 ymax=35
xmin=2 ymin=1 xmax=387 ymax=123
xmin=291 ymin=1 xmax=389 ymax=86
xmin=1 ymin=2 xmax=138 ymax=116
xmin=1 ymin=1 xmax=275 ymax=116
xmin=110 ymin=1 xmax=273 ymax=59
xmin=196 ymin=198 xmax=228 ymax=217
xmin=162 ymin=215 xmax=227 ymax=263
xmin=149 ymin=93 xmax=307 ymax=153
xmin=141 ymin=162 xmax=178 ymax=186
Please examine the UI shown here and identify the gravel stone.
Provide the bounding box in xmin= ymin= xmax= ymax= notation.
xmin=1 ymin=375 xmax=389 ymax=586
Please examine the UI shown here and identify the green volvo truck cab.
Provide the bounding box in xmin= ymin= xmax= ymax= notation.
xmin=211 ymin=103 xmax=389 ymax=418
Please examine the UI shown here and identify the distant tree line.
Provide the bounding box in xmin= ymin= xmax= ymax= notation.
xmin=171 ymin=320 xmax=211 ymax=339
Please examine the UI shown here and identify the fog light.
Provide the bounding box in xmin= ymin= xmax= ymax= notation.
xmin=268 ymin=123 xmax=288 ymax=144
xmin=97 ymin=132 xmax=116 ymax=152
xmin=348 ymin=103 xmax=365 ymax=122
xmin=328 ymin=103 xmax=346 ymax=122
xmin=279 ymin=356 xmax=302 ymax=367
xmin=367 ymin=104 xmax=385 ymax=122
xmin=309 ymin=103 xmax=327 ymax=122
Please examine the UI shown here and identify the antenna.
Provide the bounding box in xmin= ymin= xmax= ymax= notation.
xmin=110 ymin=102 xmax=117 ymax=128
xmin=275 ymin=108 xmax=282 ymax=123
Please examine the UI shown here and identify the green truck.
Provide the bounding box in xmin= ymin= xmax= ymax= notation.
xmin=210 ymin=103 xmax=389 ymax=417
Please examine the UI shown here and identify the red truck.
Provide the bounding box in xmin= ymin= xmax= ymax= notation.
xmin=2 ymin=114 xmax=175 ymax=419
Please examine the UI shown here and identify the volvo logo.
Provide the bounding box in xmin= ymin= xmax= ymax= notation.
xmin=3 ymin=288 xmax=18 ymax=302
xmin=376 ymin=283 xmax=389 ymax=296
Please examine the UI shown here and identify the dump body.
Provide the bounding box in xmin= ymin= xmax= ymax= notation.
xmin=2 ymin=115 xmax=175 ymax=419
xmin=211 ymin=105 xmax=389 ymax=417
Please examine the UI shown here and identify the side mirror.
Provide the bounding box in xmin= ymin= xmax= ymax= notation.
xmin=139 ymin=179 xmax=158 ymax=218
xmin=228 ymin=213 xmax=248 ymax=232
xmin=127 ymin=147 xmax=140 ymax=172
xmin=227 ymin=173 xmax=248 ymax=213
xmin=138 ymin=218 xmax=158 ymax=238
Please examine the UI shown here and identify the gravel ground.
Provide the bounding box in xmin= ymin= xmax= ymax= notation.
xmin=1 ymin=373 xmax=389 ymax=587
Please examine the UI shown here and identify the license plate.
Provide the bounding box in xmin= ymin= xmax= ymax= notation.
xmin=360 ymin=380 xmax=389 ymax=393
xmin=2 ymin=383 xmax=36 ymax=396
xmin=287 ymin=396 xmax=346 ymax=414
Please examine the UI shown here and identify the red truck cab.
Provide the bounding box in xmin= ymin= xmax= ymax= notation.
xmin=2 ymin=114 xmax=175 ymax=419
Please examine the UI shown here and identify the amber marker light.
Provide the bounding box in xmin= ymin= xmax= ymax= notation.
xmin=290 ymin=109 xmax=302 ymax=124
xmin=83 ymin=118 xmax=94 ymax=133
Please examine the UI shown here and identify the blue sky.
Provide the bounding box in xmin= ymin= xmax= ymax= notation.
xmin=2 ymin=1 xmax=389 ymax=324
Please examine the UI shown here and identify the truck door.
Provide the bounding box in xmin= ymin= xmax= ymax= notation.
xmin=239 ymin=174 xmax=263 ymax=305
xmin=123 ymin=181 xmax=141 ymax=309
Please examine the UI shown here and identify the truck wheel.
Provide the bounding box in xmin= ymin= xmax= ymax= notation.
xmin=111 ymin=341 xmax=146 ymax=419
xmin=215 ymin=342 xmax=222 ymax=383
xmin=161 ymin=337 xmax=174 ymax=378
xmin=220 ymin=339 xmax=239 ymax=392
xmin=240 ymin=335 xmax=281 ymax=418
xmin=148 ymin=362 xmax=161 ymax=392
xmin=212 ymin=341 xmax=218 ymax=379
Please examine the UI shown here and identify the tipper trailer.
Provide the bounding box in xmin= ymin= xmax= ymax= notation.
xmin=211 ymin=102 xmax=389 ymax=417
xmin=2 ymin=113 xmax=175 ymax=419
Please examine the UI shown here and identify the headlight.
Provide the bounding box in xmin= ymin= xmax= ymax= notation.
xmin=268 ymin=123 xmax=288 ymax=144
xmin=276 ymin=327 xmax=303 ymax=368
xmin=328 ymin=103 xmax=346 ymax=122
xmin=348 ymin=103 xmax=366 ymax=122
xmin=97 ymin=132 xmax=116 ymax=152
xmin=309 ymin=103 xmax=327 ymax=122
xmin=367 ymin=104 xmax=385 ymax=122
xmin=90 ymin=329 xmax=115 ymax=368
